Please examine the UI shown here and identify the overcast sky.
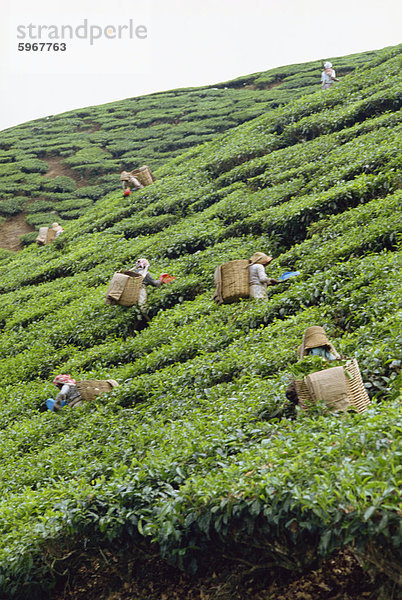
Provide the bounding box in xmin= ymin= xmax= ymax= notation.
xmin=0 ymin=0 xmax=401 ymax=132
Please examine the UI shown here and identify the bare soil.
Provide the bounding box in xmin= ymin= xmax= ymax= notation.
xmin=42 ymin=156 xmax=88 ymax=188
xmin=52 ymin=549 xmax=399 ymax=600
xmin=0 ymin=155 xmax=89 ymax=251
xmin=0 ymin=211 xmax=34 ymax=251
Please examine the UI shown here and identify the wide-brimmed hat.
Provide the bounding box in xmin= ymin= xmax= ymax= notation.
xmin=324 ymin=61 xmax=332 ymax=69
xmin=120 ymin=171 xmax=130 ymax=181
xmin=106 ymin=379 xmax=119 ymax=388
xmin=304 ymin=326 xmax=330 ymax=349
xmin=248 ymin=252 xmax=273 ymax=266
xmin=298 ymin=326 xmax=339 ymax=358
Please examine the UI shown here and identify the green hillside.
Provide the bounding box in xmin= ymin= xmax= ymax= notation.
xmin=0 ymin=44 xmax=401 ymax=599
xmin=0 ymin=48 xmax=381 ymax=249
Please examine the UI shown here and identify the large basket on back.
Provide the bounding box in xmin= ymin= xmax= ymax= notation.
xmin=219 ymin=260 xmax=250 ymax=304
xmin=294 ymin=358 xmax=370 ymax=413
xmin=76 ymin=379 xmax=116 ymax=402
xmin=105 ymin=270 xmax=143 ymax=307
xmin=131 ymin=165 xmax=155 ymax=186
xmin=36 ymin=227 xmax=56 ymax=246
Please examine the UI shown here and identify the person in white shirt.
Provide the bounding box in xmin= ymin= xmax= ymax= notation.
xmin=247 ymin=252 xmax=279 ymax=300
xmin=51 ymin=222 xmax=64 ymax=238
xmin=321 ymin=61 xmax=338 ymax=90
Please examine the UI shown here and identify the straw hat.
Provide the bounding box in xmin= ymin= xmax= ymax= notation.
xmin=249 ymin=252 xmax=273 ymax=266
xmin=120 ymin=171 xmax=130 ymax=181
xmin=298 ymin=326 xmax=339 ymax=359
xmin=304 ymin=326 xmax=330 ymax=349
xmin=106 ymin=379 xmax=119 ymax=388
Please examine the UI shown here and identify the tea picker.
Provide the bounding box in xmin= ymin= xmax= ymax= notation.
xmin=131 ymin=258 xmax=176 ymax=311
xmin=119 ymin=165 xmax=156 ymax=195
xmin=105 ymin=258 xmax=175 ymax=314
xmin=35 ymin=222 xmax=65 ymax=246
xmin=213 ymin=251 xmax=280 ymax=304
xmin=120 ymin=171 xmax=144 ymax=192
xmin=247 ymin=252 xmax=280 ymax=300
xmin=51 ymin=222 xmax=64 ymax=238
xmin=46 ymin=374 xmax=119 ymax=412
xmin=321 ymin=60 xmax=339 ymax=90
xmin=46 ymin=374 xmax=81 ymax=412
xmin=286 ymin=327 xmax=370 ymax=413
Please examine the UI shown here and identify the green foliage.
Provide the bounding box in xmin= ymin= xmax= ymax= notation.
xmin=26 ymin=200 xmax=55 ymax=214
xmin=0 ymin=45 xmax=388 ymax=228
xmin=25 ymin=212 xmax=59 ymax=227
xmin=19 ymin=158 xmax=49 ymax=173
xmin=0 ymin=44 xmax=399 ymax=598
xmin=73 ymin=185 xmax=104 ymax=200
xmin=41 ymin=176 xmax=77 ymax=192
xmin=20 ymin=231 xmax=39 ymax=246
xmin=289 ymin=356 xmax=348 ymax=378
xmin=0 ymin=197 xmax=26 ymax=216
xmin=63 ymin=146 xmax=112 ymax=166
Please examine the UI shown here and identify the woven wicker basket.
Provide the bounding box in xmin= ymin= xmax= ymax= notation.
xmin=105 ymin=271 xmax=143 ymax=307
xmin=36 ymin=227 xmax=56 ymax=246
xmin=76 ymin=380 xmax=114 ymax=402
xmin=221 ymin=260 xmax=250 ymax=304
xmin=294 ymin=359 xmax=370 ymax=413
xmin=131 ymin=165 xmax=155 ymax=186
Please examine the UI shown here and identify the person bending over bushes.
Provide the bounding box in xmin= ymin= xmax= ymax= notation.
xmin=46 ymin=375 xmax=119 ymax=412
xmin=286 ymin=326 xmax=341 ymax=406
xmin=46 ymin=374 xmax=81 ymax=412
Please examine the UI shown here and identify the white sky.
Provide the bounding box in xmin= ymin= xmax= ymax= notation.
xmin=0 ymin=0 xmax=401 ymax=132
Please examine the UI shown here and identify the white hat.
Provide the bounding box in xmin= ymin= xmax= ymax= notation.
xmin=324 ymin=61 xmax=332 ymax=69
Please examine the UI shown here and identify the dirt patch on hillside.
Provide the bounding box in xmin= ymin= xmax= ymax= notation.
xmin=0 ymin=155 xmax=89 ymax=251
xmin=0 ymin=212 xmax=34 ymax=251
xmin=43 ymin=156 xmax=88 ymax=188
xmin=52 ymin=549 xmax=397 ymax=600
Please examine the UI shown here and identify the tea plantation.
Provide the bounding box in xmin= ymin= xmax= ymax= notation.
xmin=0 ymin=47 xmax=384 ymax=247
xmin=0 ymin=44 xmax=400 ymax=598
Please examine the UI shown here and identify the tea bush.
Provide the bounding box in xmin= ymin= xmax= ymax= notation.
xmin=0 ymin=46 xmax=388 ymax=230
xmin=0 ymin=44 xmax=399 ymax=598
xmin=0 ymin=197 xmax=26 ymax=216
